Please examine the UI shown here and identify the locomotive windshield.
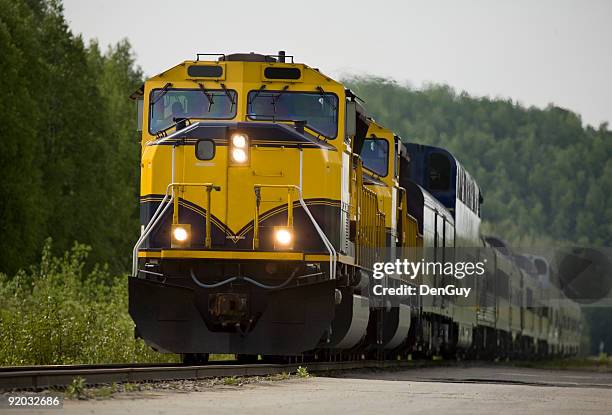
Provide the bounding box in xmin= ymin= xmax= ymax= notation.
xmin=360 ymin=138 xmax=389 ymax=177
xmin=149 ymin=88 xmax=237 ymax=134
xmin=247 ymin=90 xmax=338 ymax=138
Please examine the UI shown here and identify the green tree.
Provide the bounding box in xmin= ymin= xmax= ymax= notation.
xmin=0 ymin=0 xmax=46 ymax=271
xmin=0 ymin=0 xmax=143 ymax=274
xmin=345 ymin=76 xmax=612 ymax=246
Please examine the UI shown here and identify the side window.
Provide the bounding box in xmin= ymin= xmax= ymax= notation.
xmin=195 ymin=139 xmax=215 ymax=160
xmin=360 ymin=138 xmax=389 ymax=177
xmin=457 ymin=169 xmax=463 ymax=201
xmin=527 ymin=288 xmax=534 ymax=310
xmin=428 ymin=153 xmax=451 ymax=190
xmin=393 ymin=138 xmax=399 ymax=178
xmin=496 ymin=269 xmax=510 ymax=298
xmin=462 ymin=171 xmax=467 ymax=203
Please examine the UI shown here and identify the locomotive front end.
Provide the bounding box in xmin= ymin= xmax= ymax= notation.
xmin=129 ymin=53 xmax=347 ymax=358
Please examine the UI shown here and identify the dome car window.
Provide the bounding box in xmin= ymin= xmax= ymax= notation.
xmin=428 ymin=152 xmax=451 ymax=190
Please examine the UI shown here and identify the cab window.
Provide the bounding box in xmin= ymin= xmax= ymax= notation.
xmin=149 ymin=88 xmax=237 ymax=134
xmin=247 ymin=90 xmax=338 ymax=138
xmin=360 ymin=138 xmax=389 ymax=177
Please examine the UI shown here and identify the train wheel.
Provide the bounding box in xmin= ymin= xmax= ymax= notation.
xmin=182 ymin=353 xmax=209 ymax=365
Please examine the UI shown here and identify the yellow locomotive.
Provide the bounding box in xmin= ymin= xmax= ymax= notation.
xmin=129 ymin=52 xmax=581 ymax=363
xmin=129 ymin=51 xmax=405 ymax=362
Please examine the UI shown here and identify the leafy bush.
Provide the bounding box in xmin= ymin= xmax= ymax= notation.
xmin=65 ymin=377 xmax=86 ymax=399
xmin=0 ymin=240 xmax=178 ymax=366
xmin=223 ymin=376 xmax=239 ymax=386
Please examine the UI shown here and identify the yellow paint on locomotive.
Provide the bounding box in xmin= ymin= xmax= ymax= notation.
xmin=362 ymin=120 xmax=398 ymax=231
xmin=138 ymin=57 xmax=366 ymax=263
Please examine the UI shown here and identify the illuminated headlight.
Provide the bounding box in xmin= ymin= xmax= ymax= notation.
xmin=230 ymin=133 xmax=248 ymax=164
xmin=173 ymin=227 xmax=188 ymax=241
xmin=231 ymin=148 xmax=247 ymax=163
xmin=231 ymin=133 xmax=247 ymax=148
xmin=274 ymin=228 xmax=293 ymax=248
xmin=171 ymin=224 xmax=191 ymax=247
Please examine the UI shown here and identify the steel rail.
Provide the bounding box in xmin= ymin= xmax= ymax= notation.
xmin=0 ymin=360 xmax=413 ymax=390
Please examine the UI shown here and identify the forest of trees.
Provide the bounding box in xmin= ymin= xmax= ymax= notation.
xmin=344 ymin=77 xmax=612 ymax=248
xmin=0 ymin=0 xmax=142 ymax=274
xmin=0 ymin=0 xmax=609 ymax=358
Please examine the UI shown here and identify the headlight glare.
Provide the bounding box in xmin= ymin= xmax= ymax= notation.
xmin=231 ymin=133 xmax=247 ymax=148
xmin=171 ymin=224 xmax=191 ymax=248
xmin=231 ymin=148 xmax=247 ymax=163
xmin=173 ymin=226 xmax=188 ymax=242
xmin=275 ymin=228 xmax=292 ymax=245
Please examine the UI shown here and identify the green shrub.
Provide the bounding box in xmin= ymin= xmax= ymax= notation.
xmin=0 ymin=240 xmax=178 ymax=366
xmin=296 ymin=366 xmax=310 ymax=378
xmin=223 ymin=376 xmax=239 ymax=386
xmin=65 ymin=377 xmax=86 ymax=399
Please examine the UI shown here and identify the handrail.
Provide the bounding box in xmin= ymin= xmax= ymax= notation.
xmin=132 ymin=183 xmax=174 ymax=278
xmin=297 ymin=186 xmax=337 ymax=280
xmin=253 ymin=184 xmax=295 ymax=250
xmin=169 ymin=183 xmax=221 ymax=249
xmin=252 ymin=183 xmax=337 ymax=280
xmin=135 ymin=143 xmax=337 ymax=281
xmin=132 ymin=182 xmax=220 ymax=278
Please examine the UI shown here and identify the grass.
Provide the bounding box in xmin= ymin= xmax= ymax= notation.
xmin=0 ymin=240 xmax=179 ymax=366
xmin=271 ymin=372 xmax=291 ymax=381
xmin=61 ymin=372 xmax=303 ymax=400
xmin=0 ymin=241 xmax=256 ymax=366
xmin=122 ymin=382 xmax=137 ymax=392
xmin=222 ymin=376 xmax=240 ymax=386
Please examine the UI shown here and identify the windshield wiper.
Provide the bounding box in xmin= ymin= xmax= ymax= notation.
xmin=247 ymin=84 xmax=267 ymax=115
xmin=256 ymin=85 xmax=288 ymax=116
xmin=248 ymin=84 xmax=267 ymax=104
xmin=269 ymin=85 xmax=289 ymax=114
xmin=220 ymin=83 xmax=236 ymax=111
xmin=316 ymin=86 xmax=337 ymax=111
xmin=151 ymin=83 xmax=173 ymax=106
xmin=197 ymin=82 xmax=215 ymax=111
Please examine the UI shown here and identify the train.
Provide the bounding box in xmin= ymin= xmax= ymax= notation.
xmin=128 ymin=51 xmax=581 ymax=363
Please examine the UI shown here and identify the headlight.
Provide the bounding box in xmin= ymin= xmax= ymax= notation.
xmin=231 ymin=148 xmax=247 ymax=163
xmin=231 ymin=133 xmax=247 ymax=148
xmin=173 ymin=227 xmax=188 ymax=242
xmin=275 ymin=228 xmax=292 ymax=245
xmin=230 ymin=132 xmax=248 ymax=164
xmin=171 ymin=224 xmax=191 ymax=248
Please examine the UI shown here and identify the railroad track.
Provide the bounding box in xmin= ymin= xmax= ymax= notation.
xmin=0 ymin=360 xmax=414 ymax=390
